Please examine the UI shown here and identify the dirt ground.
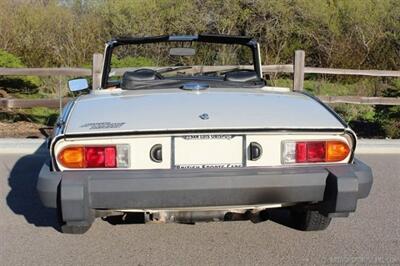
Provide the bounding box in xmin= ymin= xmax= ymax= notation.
xmin=0 ymin=121 xmax=47 ymax=138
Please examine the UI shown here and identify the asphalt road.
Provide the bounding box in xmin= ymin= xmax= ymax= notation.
xmin=0 ymin=152 xmax=399 ymax=265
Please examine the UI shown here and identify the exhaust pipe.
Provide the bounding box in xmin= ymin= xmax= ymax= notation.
xmin=146 ymin=210 xmax=269 ymax=224
xmin=147 ymin=211 xmax=226 ymax=224
xmin=103 ymin=210 xmax=269 ymax=225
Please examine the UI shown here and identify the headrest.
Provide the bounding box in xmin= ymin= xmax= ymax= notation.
xmin=121 ymin=69 xmax=162 ymax=89
xmin=224 ymin=70 xmax=258 ymax=82
xmin=122 ymin=69 xmax=161 ymax=81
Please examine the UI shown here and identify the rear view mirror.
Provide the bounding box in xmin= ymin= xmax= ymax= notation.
xmin=68 ymin=78 xmax=89 ymax=92
xmin=169 ymin=48 xmax=196 ymax=56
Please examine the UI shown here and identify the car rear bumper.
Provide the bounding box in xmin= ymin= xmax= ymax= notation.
xmin=37 ymin=158 xmax=372 ymax=224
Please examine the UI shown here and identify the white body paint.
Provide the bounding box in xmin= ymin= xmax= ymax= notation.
xmin=55 ymin=132 xmax=351 ymax=171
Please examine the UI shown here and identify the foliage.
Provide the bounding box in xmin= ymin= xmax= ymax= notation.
xmin=271 ymin=77 xmax=389 ymax=97
xmin=0 ymin=0 xmax=398 ymax=70
xmin=0 ymin=49 xmax=41 ymax=94
xmin=0 ymin=107 xmax=58 ymax=125
xmin=375 ymin=88 xmax=400 ymax=138
xmin=20 ymin=107 xmax=59 ymax=125
xmin=273 ymin=77 xmax=399 ymax=138
xmin=334 ymin=104 xmax=375 ymax=123
xmin=111 ymin=56 xmax=155 ymax=67
xmin=0 ymin=0 xmax=398 ymax=137
xmin=0 ymin=49 xmax=24 ymax=67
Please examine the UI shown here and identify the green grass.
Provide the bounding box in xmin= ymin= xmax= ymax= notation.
xmin=0 ymin=107 xmax=59 ymax=126
xmin=270 ymin=78 xmax=387 ymax=96
xmin=22 ymin=107 xmax=59 ymax=125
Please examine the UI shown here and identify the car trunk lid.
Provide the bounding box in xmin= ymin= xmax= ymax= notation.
xmin=64 ymin=88 xmax=345 ymax=135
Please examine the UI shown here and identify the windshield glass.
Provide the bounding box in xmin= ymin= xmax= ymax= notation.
xmin=106 ymin=42 xmax=256 ymax=88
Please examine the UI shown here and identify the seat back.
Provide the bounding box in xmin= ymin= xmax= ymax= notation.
xmin=121 ymin=69 xmax=162 ymax=89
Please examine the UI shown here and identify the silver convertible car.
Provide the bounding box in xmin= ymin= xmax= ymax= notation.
xmin=37 ymin=34 xmax=372 ymax=234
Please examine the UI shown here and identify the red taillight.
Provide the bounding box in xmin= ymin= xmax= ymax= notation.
xmin=283 ymin=140 xmax=350 ymax=164
xmin=85 ymin=146 xmax=116 ymax=168
xmin=295 ymin=142 xmax=307 ymax=162
xmin=104 ymin=147 xmax=117 ymax=167
xmin=296 ymin=141 xmax=326 ymax=163
xmin=58 ymin=145 xmax=127 ymax=169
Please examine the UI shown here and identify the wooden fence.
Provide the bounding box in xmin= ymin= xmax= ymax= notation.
xmin=0 ymin=51 xmax=399 ymax=109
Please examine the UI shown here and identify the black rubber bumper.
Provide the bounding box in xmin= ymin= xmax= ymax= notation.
xmin=37 ymin=158 xmax=372 ymax=224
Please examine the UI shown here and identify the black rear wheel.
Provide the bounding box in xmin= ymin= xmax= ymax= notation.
xmin=60 ymin=223 xmax=91 ymax=234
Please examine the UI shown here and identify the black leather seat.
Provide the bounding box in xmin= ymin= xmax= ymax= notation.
xmin=121 ymin=69 xmax=162 ymax=89
xmin=224 ymin=70 xmax=258 ymax=82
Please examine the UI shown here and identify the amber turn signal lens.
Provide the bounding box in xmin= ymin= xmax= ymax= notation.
xmin=326 ymin=141 xmax=350 ymax=162
xmin=58 ymin=147 xmax=84 ymax=168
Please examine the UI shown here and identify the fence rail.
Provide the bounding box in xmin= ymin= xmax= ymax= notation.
xmin=2 ymin=65 xmax=399 ymax=77
xmin=0 ymin=51 xmax=399 ymax=108
xmin=317 ymin=96 xmax=400 ymax=105
xmin=0 ymin=67 xmax=91 ymax=76
xmin=0 ymin=98 xmax=71 ymax=109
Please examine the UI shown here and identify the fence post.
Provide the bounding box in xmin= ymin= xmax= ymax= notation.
xmin=0 ymin=98 xmax=8 ymax=110
xmin=58 ymin=76 xmax=62 ymax=114
xmin=293 ymin=50 xmax=305 ymax=91
xmin=92 ymin=53 xmax=103 ymax=90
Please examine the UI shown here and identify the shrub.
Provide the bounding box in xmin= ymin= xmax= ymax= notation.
xmin=0 ymin=49 xmax=41 ymax=94
xmin=111 ymin=56 xmax=155 ymax=67
xmin=375 ymin=87 xmax=400 ymax=138
xmin=333 ymin=104 xmax=375 ymax=122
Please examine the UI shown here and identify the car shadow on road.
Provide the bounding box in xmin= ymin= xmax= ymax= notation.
xmin=6 ymin=143 xmax=59 ymax=230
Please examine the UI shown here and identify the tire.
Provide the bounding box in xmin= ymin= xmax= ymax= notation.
xmin=60 ymin=224 xmax=91 ymax=234
xmin=291 ymin=209 xmax=332 ymax=231
xmin=56 ymin=183 xmax=92 ymax=234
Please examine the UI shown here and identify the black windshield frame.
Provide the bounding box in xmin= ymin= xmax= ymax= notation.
xmin=101 ymin=34 xmax=263 ymax=88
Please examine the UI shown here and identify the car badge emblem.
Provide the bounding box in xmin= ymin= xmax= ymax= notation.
xmin=199 ymin=113 xmax=209 ymax=120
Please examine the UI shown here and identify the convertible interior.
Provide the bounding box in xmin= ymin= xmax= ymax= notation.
xmin=120 ymin=69 xmax=263 ymax=90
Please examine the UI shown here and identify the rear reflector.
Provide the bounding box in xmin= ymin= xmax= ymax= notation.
xmin=58 ymin=144 xmax=129 ymax=169
xmin=283 ymin=140 xmax=350 ymax=164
